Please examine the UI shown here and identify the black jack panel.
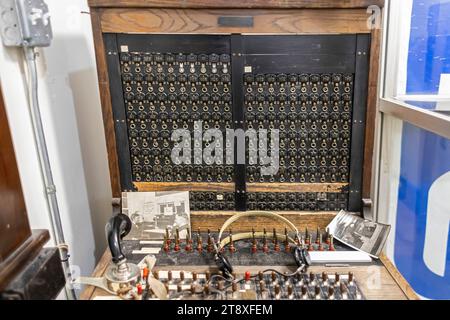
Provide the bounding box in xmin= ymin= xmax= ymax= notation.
xmin=244 ymin=72 xmax=353 ymax=185
xmin=114 ymin=35 xmax=233 ymax=185
xmin=190 ymin=192 xmax=236 ymax=211
xmin=104 ymin=34 xmax=369 ymax=212
xmin=246 ymin=192 xmax=348 ymax=212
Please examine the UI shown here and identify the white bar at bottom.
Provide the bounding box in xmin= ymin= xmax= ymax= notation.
xmin=309 ymin=251 xmax=372 ymax=263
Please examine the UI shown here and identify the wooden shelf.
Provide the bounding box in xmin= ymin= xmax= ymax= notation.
xmin=134 ymin=182 xmax=347 ymax=193
xmin=247 ymin=182 xmax=347 ymax=193
xmin=134 ymin=182 xmax=235 ymax=192
xmin=190 ymin=210 xmax=338 ymax=230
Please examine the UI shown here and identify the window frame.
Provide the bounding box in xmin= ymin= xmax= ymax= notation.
xmin=373 ymin=0 xmax=450 ymax=224
xmin=379 ymin=0 xmax=450 ymax=139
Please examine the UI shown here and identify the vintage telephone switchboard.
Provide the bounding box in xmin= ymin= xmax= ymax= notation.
xmin=82 ymin=0 xmax=415 ymax=301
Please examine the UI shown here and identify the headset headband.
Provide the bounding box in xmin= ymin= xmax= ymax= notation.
xmin=217 ymin=211 xmax=299 ymax=250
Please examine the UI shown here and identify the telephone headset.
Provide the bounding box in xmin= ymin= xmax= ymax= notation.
xmin=213 ymin=211 xmax=312 ymax=278
xmin=106 ymin=211 xmax=312 ymax=283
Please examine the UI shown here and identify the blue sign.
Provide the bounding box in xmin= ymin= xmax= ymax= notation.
xmin=394 ymin=0 xmax=450 ymax=299
xmin=395 ymin=123 xmax=450 ymax=299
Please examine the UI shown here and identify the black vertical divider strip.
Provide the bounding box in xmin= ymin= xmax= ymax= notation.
xmin=231 ymin=34 xmax=247 ymax=211
xmin=104 ymin=34 xmax=134 ymax=192
xmin=348 ymin=34 xmax=371 ymax=212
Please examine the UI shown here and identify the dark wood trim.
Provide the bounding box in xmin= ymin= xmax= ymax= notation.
xmin=0 ymin=85 xmax=32 ymax=263
xmin=0 ymin=87 xmax=55 ymax=295
xmin=89 ymin=0 xmax=385 ymax=9
xmin=0 ymin=230 xmax=50 ymax=291
xmin=363 ymin=26 xmax=382 ymax=199
xmin=91 ymin=8 xmax=122 ymax=197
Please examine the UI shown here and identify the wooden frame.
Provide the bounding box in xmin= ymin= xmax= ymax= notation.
xmin=0 ymin=87 xmax=53 ymax=294
xmin=89 ymin=0 xmax=384 ymax=224
xmin=85 ymin=3 xmax=420 ymax=301
xmin=89 ymin=0 xmax=384 ymax=9
xmin=0 ymin=86 xmax=31 ymax=266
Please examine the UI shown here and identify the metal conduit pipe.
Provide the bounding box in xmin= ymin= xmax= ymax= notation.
xmin=23 ymin=46 xmax=77 ymax=300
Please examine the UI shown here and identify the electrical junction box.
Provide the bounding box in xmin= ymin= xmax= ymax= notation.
xmin=0 ymin=0 xmax=52 ymax=47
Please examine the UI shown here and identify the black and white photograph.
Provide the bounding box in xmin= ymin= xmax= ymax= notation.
xmin=327 ymin=210 xmax=391 ymax=258
xmin=122 ymin=191 xmax=190 ymax=240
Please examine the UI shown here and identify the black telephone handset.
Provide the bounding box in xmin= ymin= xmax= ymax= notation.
xmin=105 ymin=214 xmax=132 ymax=264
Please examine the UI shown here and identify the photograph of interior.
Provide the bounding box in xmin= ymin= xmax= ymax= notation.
xmin=0 ymin=0 xmax=449 ymax=302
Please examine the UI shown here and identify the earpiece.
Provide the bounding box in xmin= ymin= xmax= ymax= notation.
xmin=293 ymin=246 xmax=312 ymax=267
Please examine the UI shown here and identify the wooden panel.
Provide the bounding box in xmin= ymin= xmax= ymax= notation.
xmin=190 ymin=211 xmax=337 ymax=231
xmin=91 ymin=9 xmax=122 ymax=197
xmin=134 ymin=182 xmax=234 ymax=192
xmin=0 ymin=86 xmax=31 ymax=263
xmin=247 ymin=183 xmax=347 ymax=193
xmin=362 ymin=26 xmax=382 ymax=199
xmin=89 ymin=0 xmax=385 ymax=9
xmin=100 ymin=8 xmax=372 ymax=34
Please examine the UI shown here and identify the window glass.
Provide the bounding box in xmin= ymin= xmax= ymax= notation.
xmin=406 ymin=0 xmax=450 ymax=96
xmin=379 ymin=0 xmax=450 ymax=299
xmin=392 ymin=122 xmax=450 ymax=299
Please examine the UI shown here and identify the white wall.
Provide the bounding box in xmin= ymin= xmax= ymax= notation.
xmin=0 ymin=0 xmax=112 ymax=294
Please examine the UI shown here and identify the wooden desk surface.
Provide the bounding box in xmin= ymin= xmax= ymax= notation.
xmin=81 ymin=250 xmax=417 ymax=300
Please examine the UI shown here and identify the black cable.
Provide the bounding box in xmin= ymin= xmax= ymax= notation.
xmin=208 ymin=274 xmax=233 ymax=284
xmin=156 ymin=265 xmax=308 ymax=300
xmin=222 ymin=265 xmax=306 ymax=291
xmin=259 ymin=266 xmax=306 ymax=278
